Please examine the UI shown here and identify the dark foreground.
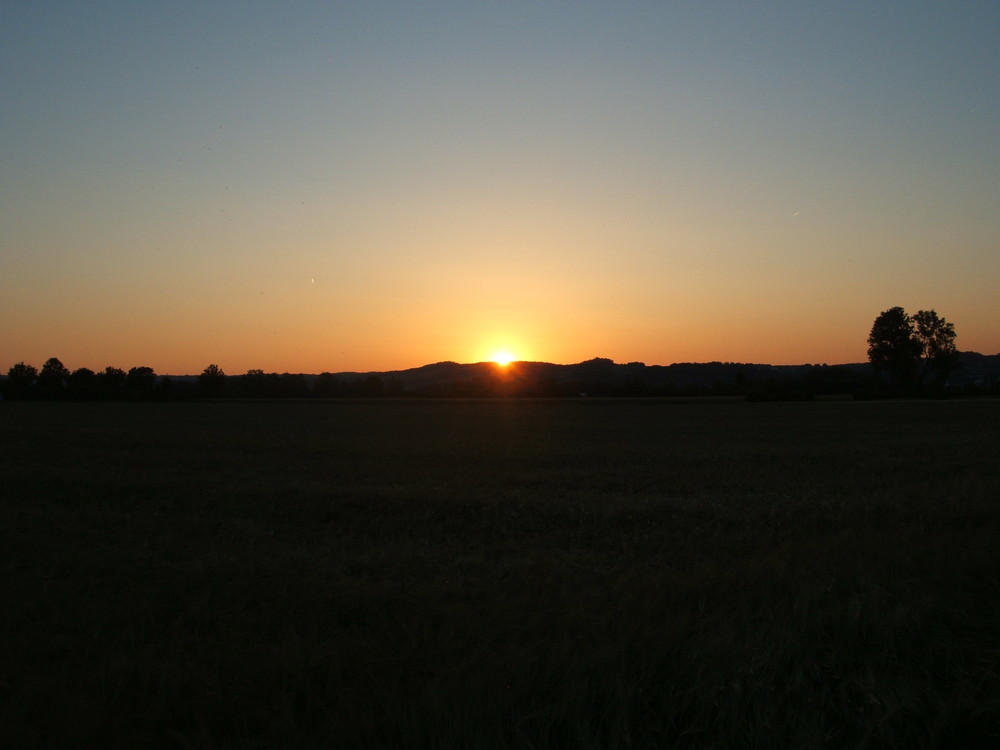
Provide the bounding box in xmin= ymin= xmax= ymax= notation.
xmin=2 ymin=398 xmax=999 ymax=748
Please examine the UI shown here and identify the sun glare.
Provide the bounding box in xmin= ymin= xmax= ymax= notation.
xmin=490 ymin=351 xmax=515 ymax=366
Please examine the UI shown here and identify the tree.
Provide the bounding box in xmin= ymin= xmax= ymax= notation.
xmin=37 ymin=357 xmax=70 ymax=398
xmin=126 ymin=366 xmax=157 ymax=398
xmin=913 ymin=309 xmax=959 ymax=386
xmin=4 ymin=362 xmax=38 ymax=399
xmin=96 ymin=367 xmax=127 ymax=399
xmin=68 ymin=367 xmax=97 ymax=399
xmin=867 ymin=307 xmax=959 ymax=391
xmin=199 ymin=364 xmax=227 ymax=397
xmin=868 ymin=307 xmax=921 ymax=388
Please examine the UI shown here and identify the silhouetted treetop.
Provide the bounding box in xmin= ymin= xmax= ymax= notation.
xmin=126 ymin=366 xmax=157 ymax=397
xmin=867 ymin=306 xmax=959 ymax=392
xmin=37 ymin=357 xmax=70 ymax=398
xmin=199 ymin=364 xmax=227 ymax=397
xmin=4 ymin=362 xmax=38 ymax=399
xmin=913 ymin=309 xmax=959 ymax=386
xmin=67 ymin=368 xmax=97 ymax=399
xmin=96 ymin=367 xmax=127 ymax=398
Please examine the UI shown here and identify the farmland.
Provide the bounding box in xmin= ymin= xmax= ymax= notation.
xmin=2 ymin=398 xmax=1000 ymax=748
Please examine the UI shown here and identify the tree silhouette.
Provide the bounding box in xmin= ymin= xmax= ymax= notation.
xmin=913 ymin=309 xmax=959 ymax=386
xmin=126 ymin=366 xmax=157 ymax=398
xmin=4 ymin=362 xmax=38 ymax=399
xmin=68 ymin=367 xmax=97 ymax=399
xmin=868 ymin=307 xmax=921 ymax=389
xmin=96 ymin=367 xmax=127 ymax=399
xmin=37 ymin=357 xmax=70 ymax=399
xmin=868 ymin=307 xmax=959 ymax=392
xmin=199 ymin=364 xmax=227 ymax=397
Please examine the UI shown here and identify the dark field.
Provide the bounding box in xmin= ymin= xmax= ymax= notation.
xmin=3 ymin=398 xmax=1000 ymax=748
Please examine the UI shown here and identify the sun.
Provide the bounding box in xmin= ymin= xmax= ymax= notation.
xmin=490 ymin=350 xmax=516 ymax=367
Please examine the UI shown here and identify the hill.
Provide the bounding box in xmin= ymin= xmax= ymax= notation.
xmin=324 ymin=352 xmax=999 ymax=398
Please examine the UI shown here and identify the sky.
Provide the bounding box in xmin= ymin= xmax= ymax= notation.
xmin=3 ymin=1 xmax=998 ymax=375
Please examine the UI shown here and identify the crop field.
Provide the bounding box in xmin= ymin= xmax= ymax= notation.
xmin=2 ymin=398 xmax=1000 ymax=748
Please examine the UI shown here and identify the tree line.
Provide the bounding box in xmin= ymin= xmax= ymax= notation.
xmin=3 ymin=359 xmax=169 ymax=401
xmin=0 ymin=358 xmax=868 ymax=401
xmin=0 ymin=360 xmax=400 ymax=401
xmin=0 ymin=307 xmax=978 ymax=401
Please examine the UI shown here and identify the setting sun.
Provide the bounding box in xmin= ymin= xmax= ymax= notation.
xmin=2 ymin=3 xmax=999 ymax=378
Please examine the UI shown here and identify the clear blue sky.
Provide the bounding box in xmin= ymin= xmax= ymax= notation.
xmin=3 ymin=1 xmax=998 ymax=373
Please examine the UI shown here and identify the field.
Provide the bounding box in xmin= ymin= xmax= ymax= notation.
xmin=2 ymin=398 xmax=1000 ymax=748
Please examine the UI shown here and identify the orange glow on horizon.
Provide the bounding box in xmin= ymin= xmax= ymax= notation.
xmin=490 ymin=351 xmax=516 ymax=367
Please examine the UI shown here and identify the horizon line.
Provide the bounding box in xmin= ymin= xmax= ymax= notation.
xmin=8 ymin=351 xmax=1000 ymax=379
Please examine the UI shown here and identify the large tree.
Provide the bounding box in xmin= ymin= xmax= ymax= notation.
xmin=867 ymin=307 xmax=959 ymax=390
xmin=68 ymin=367 xmax=97 ymax=399
xmin=96 ymin=367 xmax=127 ymax=398
xmin=913 ymin=309 xmax=959 ymax=385
xmin=126 ymin=366 xmax=157 ymax=398
xmin=37 ymin=357 xmax=70 ymax=398
xmin=4 ymin=362 xmax=38 ymax=399
xmin=868 ymin=307 xmax=921 ymax=388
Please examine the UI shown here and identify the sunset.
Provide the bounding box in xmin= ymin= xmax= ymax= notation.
xmin=5 ymin=4 xmax=1000 ymax=747
xmin=3 ymin=2 xmax=998 ymax=375
xmin=489 ymin=350 xmax=516 ymax=367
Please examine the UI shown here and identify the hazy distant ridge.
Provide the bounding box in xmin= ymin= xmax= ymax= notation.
xmin=321 ymin=352 xmax=1000 ymax=394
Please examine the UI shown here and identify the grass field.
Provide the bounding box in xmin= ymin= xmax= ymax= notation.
xmin=2 ymin=398 xmax=1000 ymax=748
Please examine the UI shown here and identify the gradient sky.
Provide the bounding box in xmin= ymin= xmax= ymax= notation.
xmin=3 ymin=1 xmax=998 ymax=374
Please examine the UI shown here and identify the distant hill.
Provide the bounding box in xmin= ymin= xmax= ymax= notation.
xmin=954 ymin=351 xmax=1000 ymax=388
xmin=320 ymin=352 xmax=1000 ymax=397
xmin=158 ymin=352 xmax=1000 ymax=393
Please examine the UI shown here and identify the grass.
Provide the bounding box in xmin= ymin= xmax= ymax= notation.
xmin=2 ymin=398 xmax=1000 ymax=748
